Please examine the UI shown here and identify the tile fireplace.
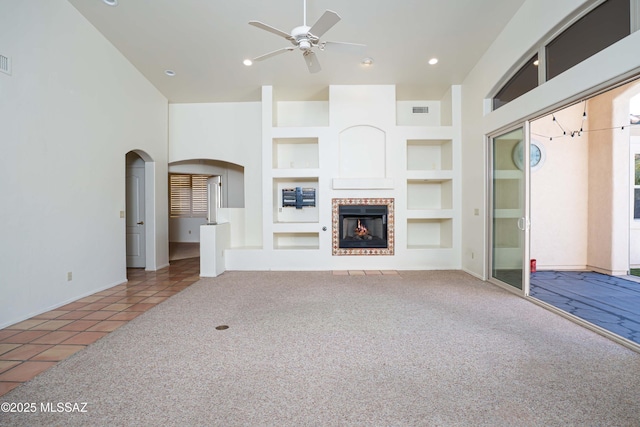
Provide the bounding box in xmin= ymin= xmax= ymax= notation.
xmin=332 ymin=198 xmax=394 ymax=256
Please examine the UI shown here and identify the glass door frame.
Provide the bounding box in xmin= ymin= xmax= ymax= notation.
xmin=487 ymin=122 xmax=532 ymax=297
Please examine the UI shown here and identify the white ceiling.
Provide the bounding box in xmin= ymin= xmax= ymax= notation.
xmin=67 ymin=0 xmax=526 ymax=103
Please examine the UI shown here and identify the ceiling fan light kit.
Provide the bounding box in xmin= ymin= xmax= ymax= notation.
xmin=248 ymin=0 xmax=365 ymax=73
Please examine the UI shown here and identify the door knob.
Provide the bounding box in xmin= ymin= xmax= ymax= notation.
xmin=137 ymin=221 xmax=144 ymax=225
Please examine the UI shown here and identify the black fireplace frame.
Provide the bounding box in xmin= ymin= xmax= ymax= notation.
xmin=338 ymin=205 xmax=388 ymax=249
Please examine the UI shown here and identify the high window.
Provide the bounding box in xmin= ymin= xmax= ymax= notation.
xmin=492 ymin=0 xmax=633 ymax=110
xmin=493 ymin=55 xmax=539 ymax=110
xmin=546 ymin=0 xmax=630 ymax=80
xmin=169 ymin=174 xmax=211 ymax=218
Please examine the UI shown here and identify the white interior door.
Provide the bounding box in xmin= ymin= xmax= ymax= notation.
xmin=126 ymin=164 xmax=146 ymax=268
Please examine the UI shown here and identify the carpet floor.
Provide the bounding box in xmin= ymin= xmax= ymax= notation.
xmin=2 ymin=270 xmax=639 ymax=426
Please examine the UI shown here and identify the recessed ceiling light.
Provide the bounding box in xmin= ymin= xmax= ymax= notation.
xmin=533 ymin=59 xmax=540 ymax=66
xmin=428 ymin=58 xmax=438 ymax=65
xmin=164 ymin=70 xmax=176 ymax=77
xmin=243 ymin=59 xmax=253 ymax=66
xmin=361 ymin=57 xmax=374 ymax=66
xmin=102 ymin=0 xmax=118 ymax=6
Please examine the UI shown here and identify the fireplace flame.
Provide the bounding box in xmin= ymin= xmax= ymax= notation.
xmin=354 ymin=219 xmax=368 ymax=236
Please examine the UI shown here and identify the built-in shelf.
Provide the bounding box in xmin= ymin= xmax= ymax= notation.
xmin=273 ymin=232 xmax=320 ymax=250
xmin=407 ymin=179 xmax=453 ymax=210
xmin=407 ymin=219 xmax=453 ymax=249
xmin=273 ymin=178 xmax=319 ymax=223
xmin=406 ymin=209 xmax=454 ymax=219
xmin=258 ymin=85 xmax=460 ymax=269
xmin=272 ymin=169 xmax=320 ymax=179
xmin=273 ymin=101 xmax=329 ymax=127
xmin=407 ymin=139 xmax=452 ymax=171
xmin=406 ymin=171 xmax=453 ymax=181
xmin=273 ymin=137 xmax=319 ymax=169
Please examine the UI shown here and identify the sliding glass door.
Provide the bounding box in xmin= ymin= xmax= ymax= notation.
xmin=489 ymin=125 xmax=530 ymax=294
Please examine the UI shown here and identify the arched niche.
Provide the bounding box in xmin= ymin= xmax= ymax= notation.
xmin=338 ymin=126 xmax=386 ymax=178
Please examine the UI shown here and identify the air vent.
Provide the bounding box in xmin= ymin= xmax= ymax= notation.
xmin=0 ymin=54 xmax=11 ymax=76
xmin=412 ymin=106 xmax=429 ymax=114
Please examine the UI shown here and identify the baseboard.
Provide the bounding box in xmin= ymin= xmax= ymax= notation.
xmin=536 ymin=265 xmax=588 ymax=271
xmin=461 ymin=267 xmax=485 ymax=281
xmin=149 ymin=263 xmax=170 ymax=271
xmin=0 ymin=277 xmax=128 ymax=330
xmin=587 ymin=265 xmax=629 ymax=276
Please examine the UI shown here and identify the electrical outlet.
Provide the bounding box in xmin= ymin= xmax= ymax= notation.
xmin=474 ymin=208 xmax=479 ymax=216
xmin=120 ymin=211 xmax=125 ymax=218
xmin=67 ymin=271 xmax=73 ymax=281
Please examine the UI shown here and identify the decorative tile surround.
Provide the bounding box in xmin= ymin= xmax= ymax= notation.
xmin=332 ymin=198 xmax=395 ymax=256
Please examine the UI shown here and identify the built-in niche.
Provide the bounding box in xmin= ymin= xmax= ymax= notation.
xmin=338 ymin=126 xmax=386 ymax=179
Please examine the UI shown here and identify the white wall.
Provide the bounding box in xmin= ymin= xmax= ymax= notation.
xmin=0 ymin=0 xmax=169 ymax=328
xmin=461 ymin=0 xmax=640 ymax=279
xmin=168 ymin=103 xmax=263 ymax=248
xmin=530 ymin=104 xmax=589 ymax=269
xmin=223 ymin=84 xmax=462 ymax=271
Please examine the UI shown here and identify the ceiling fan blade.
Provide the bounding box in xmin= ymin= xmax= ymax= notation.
xmin=322 ymin=41 xmax=367 ymax=53
xmin=308 ymin=10 xmax=341 ymax=38
xmin=249 ymin=21 xmax=294 ymax=41
xmin=253 ymin=47 xmax=295 ymax=62
xmin=303 ymin=50 xmax=321 ymax=73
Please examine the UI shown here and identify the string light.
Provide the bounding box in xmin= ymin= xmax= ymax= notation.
xmin=532 ymin=122 xmax=638 ymax=141
xmin=552 ymin=114 xmax=567 ymax=136
xmin=532 ymin=99 xmax=640 ymax=141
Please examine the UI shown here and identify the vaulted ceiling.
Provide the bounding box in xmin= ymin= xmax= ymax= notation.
xmin=68 ymin=0 xmax=526 ymax=103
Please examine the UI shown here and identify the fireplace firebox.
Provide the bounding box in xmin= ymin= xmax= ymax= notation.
xmin=339 ymin=205 xmax=388 ymax=248
xmin=332 ymin=198 xmax=394 ymax=256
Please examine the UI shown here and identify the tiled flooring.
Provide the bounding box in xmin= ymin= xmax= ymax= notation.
xmin=0 ymin=257 xmax=200 ymax=398
xmin=332 ymin=270 xmax=400 ymax=276
xmin=530 ymin=271 xmax=640 ymax=345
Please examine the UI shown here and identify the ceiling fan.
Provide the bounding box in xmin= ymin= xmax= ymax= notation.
xmin=248 ymin=0 xmax=365 ymax=73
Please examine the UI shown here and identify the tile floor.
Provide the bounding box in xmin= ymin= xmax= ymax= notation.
xmin=0 ymin=257 xmax=200 ymax=398
xmin=332 ymin=270 xmax=400 ymax=276
xmin=530 ymin=271 xmax=640 ymax=345
xmin=0 ymin=263 xmax=399 ymax=398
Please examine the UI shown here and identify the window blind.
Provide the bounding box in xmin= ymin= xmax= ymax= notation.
xmin=169 ymin=174 xmax=211 ymax=217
